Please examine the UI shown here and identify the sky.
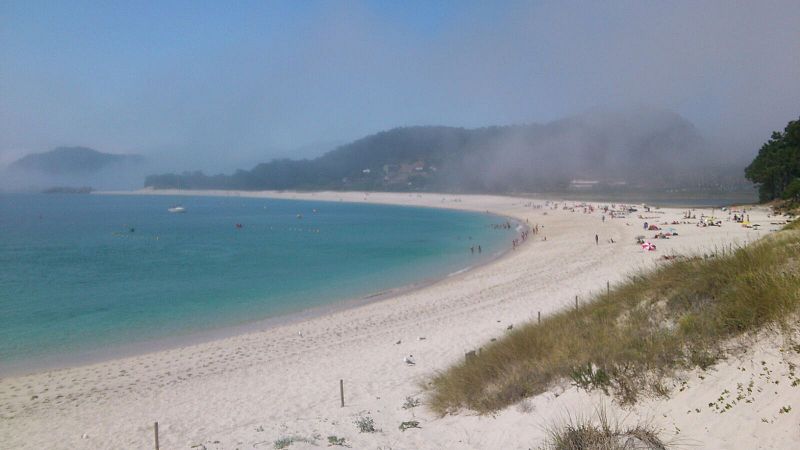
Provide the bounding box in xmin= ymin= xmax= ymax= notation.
xmin=1 ymin=0 xmax=799 ymax=172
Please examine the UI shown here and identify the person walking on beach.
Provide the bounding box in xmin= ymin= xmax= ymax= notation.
xmin=478 ymin=245 xmax=481 ymax=253
xmin=595 ymin=234 xmax=599 ymax=245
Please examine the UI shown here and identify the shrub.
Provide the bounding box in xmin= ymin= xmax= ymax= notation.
xmin=327 ymin=435 xmax=348 ymax=446
xmin=399 ymin=420 xmax=421 ymax=431
xmin=274 ymin=436 xmax=315 ymax=449
xmin=402 ymin=396 xmax=421 ymax=410
xmin=354 ymin=415 xmax=377 ymax=433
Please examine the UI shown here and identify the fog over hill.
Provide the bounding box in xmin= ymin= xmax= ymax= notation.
xmin=2 ymin=147 xmax=149 ymax=192
xmin=145 ymin=107 xmax=752 ymax=193
xmin=10 ymin=147 xmax=143 ymax=175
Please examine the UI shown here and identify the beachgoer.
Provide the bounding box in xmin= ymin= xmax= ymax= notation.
xmin=404 ymin=355 xmax=416 ymax=365
xmin=478 ymin=245 xmax=481 ymax=253
xmin=595 ymin=234 xmax=599 ymax=245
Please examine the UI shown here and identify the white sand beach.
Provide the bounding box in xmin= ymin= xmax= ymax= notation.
xmin=1 ymin=191 xmax=795 ymax=449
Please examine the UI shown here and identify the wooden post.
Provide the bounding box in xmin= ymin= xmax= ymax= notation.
xmin=339 ymin=379 xmax=344 ymax=408
xmin=537 ymin=311 xmax=541 ymax=324
xmin=575 ymin=295 xmax=578 ymax=309
xmin=607 ymin=281 xmax=610 ymax=295
xmin=154 ymin=421 xmax=159 ymax=450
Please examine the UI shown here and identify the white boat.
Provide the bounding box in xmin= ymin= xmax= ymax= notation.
xmin=168 ymin=206 xmax=186 ymax=213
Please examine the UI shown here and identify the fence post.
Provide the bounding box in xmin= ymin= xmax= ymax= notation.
xmin=575 ymin=295 xmax=578 ymax=309
xmin=154 ymin=422 xmax=159 ymax=450
xmin=340 ymin=379 xmax=344 ymax=408
xmin=538 ymin=311 xmax=541 ymax=324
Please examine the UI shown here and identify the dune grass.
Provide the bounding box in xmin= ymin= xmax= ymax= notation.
xmin=540 ymin=407 xmax=666 ymax=450
xmin=428 ymin=222 xmax=800 ymax=414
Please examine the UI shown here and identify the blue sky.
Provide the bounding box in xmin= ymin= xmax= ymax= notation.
xmin=1 ymin=1 xmax=799 ymax=171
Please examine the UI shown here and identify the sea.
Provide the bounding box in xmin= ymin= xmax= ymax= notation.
xmin=0 ymin=193 xmax=512 ymax=373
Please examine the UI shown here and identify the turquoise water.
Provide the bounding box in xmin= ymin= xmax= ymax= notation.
xmin=0 ymin=194 xmax=511 ymax=370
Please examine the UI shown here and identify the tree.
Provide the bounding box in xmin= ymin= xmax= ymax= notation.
xmin=745 ymin=118 xmax=800 ymax=202
xmin=784 ymin=178 xmax=800 ymax=202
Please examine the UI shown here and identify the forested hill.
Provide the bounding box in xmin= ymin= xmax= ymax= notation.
xmin=144 ymin=108 xmax=750 ymax=193
xmin=11 ymin=146 xmax=144 ymax=175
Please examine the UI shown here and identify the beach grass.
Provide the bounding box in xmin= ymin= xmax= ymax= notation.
xmin=428 ymin=221 xmax=800 ymax=414
xmin=539 ymin=406 xmax=667 ymax=450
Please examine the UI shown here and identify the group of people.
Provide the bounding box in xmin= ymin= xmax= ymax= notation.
xmin=513 ymin=219 xmax=545 ymax=249
xmin=732 ymin=213 xmax=750 ymax=223
xmin=512 ymin=230 xmax=528 ymax=249
xmin=491 ymin=221 xmax=513 ymax=230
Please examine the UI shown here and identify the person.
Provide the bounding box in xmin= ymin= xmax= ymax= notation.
xmin=595 ymin=234 xmax=599 ymax=245
xmin=404 ymin=355 xmax=416 ymax=365
xmin=478 ymin=245 xmax=482 ymax=253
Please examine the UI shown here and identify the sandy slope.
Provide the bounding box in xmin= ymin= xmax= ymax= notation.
xmin=0 ymin=191 xmax=793 ymax=449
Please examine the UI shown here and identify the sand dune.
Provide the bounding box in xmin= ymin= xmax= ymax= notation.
xmin=1 ymin=191 xmax=793 ymax=449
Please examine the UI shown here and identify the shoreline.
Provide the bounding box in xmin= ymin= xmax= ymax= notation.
xmin=1 ymin=190 xmax=779 ymax=449
xmin=0 ymin=190 xmax=528 ymax=377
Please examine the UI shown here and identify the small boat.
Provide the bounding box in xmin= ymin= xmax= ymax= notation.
xmin=168 ymin=206 xmax=186 ymax=213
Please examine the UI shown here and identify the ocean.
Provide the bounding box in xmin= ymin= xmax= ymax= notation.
xmin=0 ymin=193 xmax=511 ymax=372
